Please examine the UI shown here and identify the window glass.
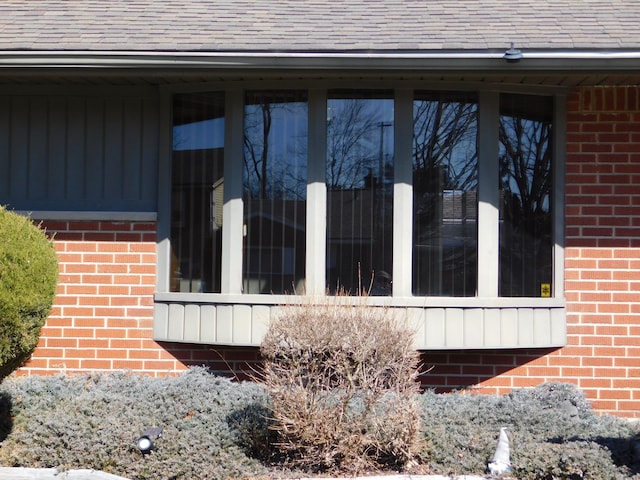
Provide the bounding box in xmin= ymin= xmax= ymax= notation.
xmin=499 ymin=93 xmax=553 ymax=297
xmin=243 ymin=91 xmax=308 ymax=294
xmin=326 ymin=90 xmax=394 ymax=295
xmin=171 ymin=92 xmax=225 ymax=292
xmin=412 ymin=92 xmax=478 ymax=296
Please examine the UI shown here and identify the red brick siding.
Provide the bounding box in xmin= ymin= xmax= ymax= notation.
xmin=17 ymin=85 xmax=640 ymax=417
xmin=19 ymin=221 xmax=253 ymax=377
xmin=447 ymin=85 xmax=640 ymax=417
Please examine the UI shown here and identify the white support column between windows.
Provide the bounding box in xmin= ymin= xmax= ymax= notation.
xmin=155 ymin=90 xmax=173 ymax=293
xmin=392 ymin=89 xmax=413 ymax=298
xmin=553 ymin=93 xmax=566 ymax=299
xmin=305 ymin=89 xmax=328 ymax=296
xmin=221 ymin=89 xmax=244 ymax=294
xmin=477 ymin=91 xmax=500 ymax=298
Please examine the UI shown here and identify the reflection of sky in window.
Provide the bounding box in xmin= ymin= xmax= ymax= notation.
xmin=326 ymin=98 xmax=394 ymax=189
xmin=243 ymin=101 xmax=308 ymax=199
xmin=244 ymin=102 xmax=307 ymax=158
xmin=173 ymin=117 xmax=225 ymax=151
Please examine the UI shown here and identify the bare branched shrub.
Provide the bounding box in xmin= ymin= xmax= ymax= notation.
xmin=260 ymin=296 xmax=422 ymax=474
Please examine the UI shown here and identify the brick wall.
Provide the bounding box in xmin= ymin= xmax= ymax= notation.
xmin=17 ymin=85 xmax=640 ymax=417
xmin=562 ymin=86 xmax=640 ymax=416
xmin=18 ymin=220 xmax=255 ymax=378
xmin=423 ymin=85 xmax=640 ymax=417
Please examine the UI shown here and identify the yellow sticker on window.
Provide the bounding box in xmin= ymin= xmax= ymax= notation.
xmin=540 ymin=283 xmax=551 ymax=297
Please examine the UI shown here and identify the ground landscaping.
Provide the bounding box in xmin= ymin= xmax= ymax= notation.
xmin=0 ymin=368 xmax=637 ymax=480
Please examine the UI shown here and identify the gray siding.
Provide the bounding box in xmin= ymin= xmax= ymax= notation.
xmin=153 ymin=301 xmax=566 ymax=349
xmin=0 ymin=88 xmax=159 ymax=212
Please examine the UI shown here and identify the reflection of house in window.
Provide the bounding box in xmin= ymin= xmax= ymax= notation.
xmin=327 ymin=186 xmax=392 ymax=295
xmin=242 ymin=199 xmax=306 ymax=294
xmin=171 ymin=147 xmax=224 ymax=293
xmin=413 ymin=187 xmax=477 ymax=297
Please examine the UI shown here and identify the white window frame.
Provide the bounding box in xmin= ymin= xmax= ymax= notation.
xmin=154 ymin=80 xmax=566 ymax=349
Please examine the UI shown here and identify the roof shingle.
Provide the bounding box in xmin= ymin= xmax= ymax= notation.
xmin=1 ymin=0 xmax=639 ymax=52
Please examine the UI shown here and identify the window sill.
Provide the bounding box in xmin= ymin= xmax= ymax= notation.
xmin=154 ymin=291 xmax=564 ymax=309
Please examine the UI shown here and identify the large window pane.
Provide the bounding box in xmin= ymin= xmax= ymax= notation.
xmin=171 ymin=92 xmax=225 ymax=292
xmin=243 ymin=91 xmax=307 ymax=294
xmin=499 ymin=94 xmax=553 ymax=297
xmin=412 ymin=92 xmax=478 ymax=296
xmin=326 ymin=90 xmax=394 ymax=295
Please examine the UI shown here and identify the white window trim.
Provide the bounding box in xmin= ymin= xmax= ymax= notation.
xmin=154 ymin=81 xmax=566 ymax=349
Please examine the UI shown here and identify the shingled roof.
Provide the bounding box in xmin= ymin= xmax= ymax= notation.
xmin=1 ymin=0 xmax=639 ymax=52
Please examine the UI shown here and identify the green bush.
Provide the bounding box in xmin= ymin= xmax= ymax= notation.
xmin=260 ymin=297 xmax=423 ymax=475
xmin=0 ymin=207 xmax=58 ymax=379
xmin=0 ymin=370 xmax=638 ymax=480
xmin=420 ymin=382 xmax=640 ymax=479
xmin=0 ymin=368 xmax=271 ymax=480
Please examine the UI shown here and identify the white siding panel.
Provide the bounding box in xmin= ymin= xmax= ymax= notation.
xmin=216 ymin=305 xmax=233 ymax=344
xmin=154 ymin=302 xmax=566 ymax=349
xmin=183 ymin=304 xmax=201 ymax=342
xmin=232 ymin=304 xmax=253 ymax=345
xmin=533 ymin=309 xmax=551 ymax=345
xmin=406 ymin=308 xmax=425 ymax=349
xmin=500 ymin=308 xmax=519 ymax=345
xmin=551 ymin=308 xmax=567 ymax=345
xmin=517 ymin=308 xmax=535 ymax=346
xmin=463 ymin=308 xmax=484 ymax=347
xmin=153 ymin=302 xmax=169 ymax=340
xmin=425 ymin=308 xmax=446 ymax=348
xmin=251 ymin=305 xmax=271 ymax=344
xmin=483 ymin=308 xmax=502 ymax=347
xmin=167 ymin=303 xmax=185 ymax=340
xmin=200 ymin=304 xmax=217 ymax=343
xmin=445 ymin=308 xmax=464 ymax=348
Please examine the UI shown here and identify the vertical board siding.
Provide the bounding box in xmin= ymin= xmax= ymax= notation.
xmin=0 ymin=90 xmax=158 ymax=212
xmin=153 ymin=301 xmax=566 ymax=349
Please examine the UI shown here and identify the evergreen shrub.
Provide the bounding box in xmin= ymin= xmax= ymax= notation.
xmin=260 ymin=297 xmax=423 ymax=474
xmin=0 ymin=206 xmax=58 ymax=379
xmin=0 ymin=368 xmax=271 ymax=480
xmin=420 ymin=382 xmax=640 ymax=479
xmin=0 ymin=370 xmax=638 ymax=479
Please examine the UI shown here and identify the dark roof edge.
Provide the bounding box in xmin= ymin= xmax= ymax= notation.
xmin=1 ymin=50 xmax=640 ymax=71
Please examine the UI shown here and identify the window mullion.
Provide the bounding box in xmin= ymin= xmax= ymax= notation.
xmin=156 ymin=89 xmax=173 ymax=293
xmin=393 ymin=89 xmax=413 ymax=297
xmin=553 ymin=93 xmax=566 ymax=299
xmin=305 ymin=89 xmax=327 ymax=296
xmin=221 ymin=88 xmax=244 ymax=294
xmin=305 ymin=89 xmax=327 ymax=295
xmin=477 ymin=91 xmax=500 ymax=297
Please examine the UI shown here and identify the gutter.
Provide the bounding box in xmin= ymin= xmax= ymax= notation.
xmin=1 ymin=50 xmax=640 ymax=72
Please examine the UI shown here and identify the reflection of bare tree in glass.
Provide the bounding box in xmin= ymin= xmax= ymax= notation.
xmin=327 ymin=100 xmax=382 ymax=189
xmin=413 ymin=99 xmax=477 ymax=196
xmin=241 ymin=92 xmax=308 ymax=294
xmin=412 ymin=96 xmax=478 ymax=296
xmin=244 ymin=103 xmax=272 ymax=199
xmin=499 ymin=117 xmax=552 ymax=219
xmin=244 ymin=99 xmax=307 ymax=201
xmin=326 ymin=97 xmax=393 ymax=295
xmin=499 ymin=108 xmax=552 ymax=297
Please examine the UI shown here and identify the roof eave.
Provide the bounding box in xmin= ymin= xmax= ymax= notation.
xmin=1 ymin=50 xmax=640 ymax=72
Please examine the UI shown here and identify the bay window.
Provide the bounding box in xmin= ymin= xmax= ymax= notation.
xmin=167 ymin=85 xmax=561 ymax=301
